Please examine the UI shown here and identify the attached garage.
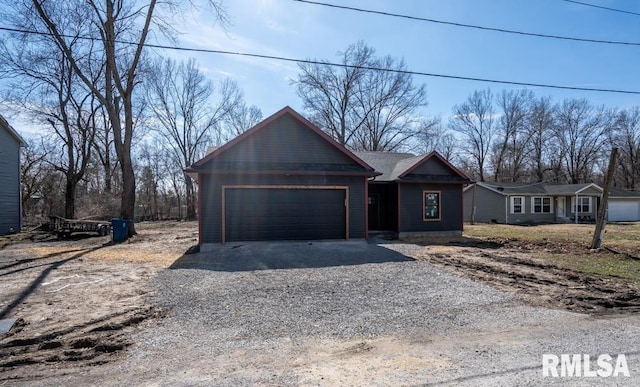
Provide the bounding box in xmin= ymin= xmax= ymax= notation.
xmin=187 ymin=106 xmax=377 ymax=248
xmin=607 ymin=187 xmax=640 ymax=222
xmin=223 ymin=186 xmax=348 ymax=242
xmin=608 ymin=201 xmax=640 ymax=222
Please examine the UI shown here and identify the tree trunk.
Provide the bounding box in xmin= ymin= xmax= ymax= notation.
xmin=184 ymin=172 xmax=196 ymax=220
xmin=64 ymin=176 xmax=76 ymax=219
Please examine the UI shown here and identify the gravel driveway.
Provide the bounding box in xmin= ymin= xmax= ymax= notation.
xmin=30 ymin=240 xmax=640 ymax=386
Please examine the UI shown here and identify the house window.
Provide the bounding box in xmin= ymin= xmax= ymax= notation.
xmin=510 ymin=196 xmax=525 ymax=214
xmin=531 ymin=197 xmax=552 ymax=214
xmin=572 ymin=197 xmax=592 ymax=213
xmin=423 ymin=191 xmax=441 ymax=221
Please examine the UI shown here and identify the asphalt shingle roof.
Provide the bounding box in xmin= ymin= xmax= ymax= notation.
xmin=353 ymin=151 xmax=418 ymax=181
xmin=475 ymin=182 xmax=640 ymax=200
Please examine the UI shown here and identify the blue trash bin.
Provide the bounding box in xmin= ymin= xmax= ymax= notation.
xmin=111 ymin=218 xmax=131 ymax=242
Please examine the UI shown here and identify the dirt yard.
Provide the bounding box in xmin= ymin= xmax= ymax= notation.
xmin=1 ymin=221 xmax=640 ymax=384
xmin=0 ymin=221 xmax=197 ymax=381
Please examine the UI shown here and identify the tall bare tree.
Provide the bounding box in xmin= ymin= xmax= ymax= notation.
xmin=527 ymin=96 xmax=557 ymax=182
xmin=416 ymin=116 xmax=457 ymax=159
xmin=350 ymin=54 xmax=427 ymax=151
xmin=20 ymin=140 xmax=49 ymax=222
xmin=611 ymin=107 xmax=640 ymax=189
xmin=294 ymin=41 xmax=427 ymax=151
xmin=0 ymin=17 xmax=99 ymax=219
xmin=491 ymin=89 xmax=533 ymax=182
xmin=145 ymin=57 xmax=245 ymax=220
xmin=554 ymin=98 xmax=612 ymax=183
xmin=220 ymin=102 xmax=263 ymax=143
xmin=448 ymin=89 xmax=495 ymax=181
xmin=28 ymin=0 xmax=226 ymax=235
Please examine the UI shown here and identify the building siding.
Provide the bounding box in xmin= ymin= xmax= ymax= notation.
xmin=463 ymin=186 xmax=506 ymax=223
xmin=399 ymin=183 xmax=463 ymax=233
xmin=202 ymin=114 xmax=357 ymax=170
xmin=408 ymin=157 xmax=457 ymax=176
xmin=0 ymin=126 xmax=21 ymax=235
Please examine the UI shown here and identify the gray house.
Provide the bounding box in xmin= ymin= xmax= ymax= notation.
xmin=463 ymin=182 xmax=603 ymax=224
xmin=0 ymin=114 xmax=26 ymax=235
xmin=355 ymin=151 xmax=471 ymax=238
xmin=187 ymin=106 xmax=471 ymax=248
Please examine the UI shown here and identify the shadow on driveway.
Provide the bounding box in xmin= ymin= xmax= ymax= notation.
xmin=169 ymin=240 xmax=414 ymax=271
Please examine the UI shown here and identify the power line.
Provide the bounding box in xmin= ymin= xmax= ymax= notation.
xmin=1 ymin=25 xmax=639 ymax=95
xmin=292 ymin=0 xmax=640 ymax=47
xmin=562 ymin=0 xmax=640 ymax=17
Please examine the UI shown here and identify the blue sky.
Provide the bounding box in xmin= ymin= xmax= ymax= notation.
xmin=5 ymin=0 xmax=640 ymax=136
xmin=168 ymin=0 xmax=640 ymax=120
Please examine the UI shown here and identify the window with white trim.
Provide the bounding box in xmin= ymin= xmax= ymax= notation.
xmin=531 ymin=197 xmax=552 ymax=214
xmin=571 ymin=197 xmax=592 ymax=213
xmin=510 ymin=196 xmax=525 ymax=214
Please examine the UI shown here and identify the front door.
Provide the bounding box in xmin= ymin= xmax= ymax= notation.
xmin=557 ymin=197 xmax=566 ymax=217
xmin=368 ymin=193 xmax=380 ymax=230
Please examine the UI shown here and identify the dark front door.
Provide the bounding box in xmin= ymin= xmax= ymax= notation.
xmin=368 ymin=193 xmax=380 ymax=230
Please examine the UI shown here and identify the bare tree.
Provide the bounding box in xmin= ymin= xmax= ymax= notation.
xmin=294 ymin=41 xmax=373 ymax=146
xmin=294 ymin=41 xmax=427 ymax=150
xmin=0 ymin=20 xmax=99 ymax=219
xmin=350 ymin=54 xmax=427 ymax=151
xmin=416 ymin=116 xmax=457 ymax=159
xmin=220 ymin=102 xmax=263 ymax=143
xmin=491 ymin=89 xmax=533 ymax=182
xmin=20 ymin=140 xmax=49 ymax=223
xmin=145 ymin=57 xmax=243 ymax=220
xmin=29 ymin=0 xmax=226 ymax=235
xmin=527 ymin=96 xmax=557 ymax=182
xmin=448 ymin=89 xmax=495 ymax=181
xmin=611 ymin=107 xmax=640 ymax=189
xmin=554 ymin=98 xmax=613 ymax=183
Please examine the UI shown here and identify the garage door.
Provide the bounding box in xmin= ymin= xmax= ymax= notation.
xmin=223 ymin=186 xmax=348 ymax=242
xmin=608 ymin=201 xmax=640 ymax=222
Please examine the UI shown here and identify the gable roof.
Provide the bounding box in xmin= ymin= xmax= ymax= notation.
xmin=609 ymin=187 xmax=640 ymax=198
xmin=469 ymin=182 xmax=604 ymax=196
xmin=0 ymin=114 xmax=26 ymax=147
xmin=354 ymin=150 xmax=471 ymax=183
xmin=188 ymin=106 xmax=377 ymax=175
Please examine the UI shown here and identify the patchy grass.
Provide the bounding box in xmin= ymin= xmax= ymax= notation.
xmin=463 ymin=223 xmax=640 ymax=281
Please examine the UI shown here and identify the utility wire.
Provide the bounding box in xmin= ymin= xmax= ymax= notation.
xmin=1 ymin=25 xmax=639 ymax=95
xmin=293 ymin=0 xmax=640 ymax=47
xmin=562 ymin=0 xmax=640 ymax=17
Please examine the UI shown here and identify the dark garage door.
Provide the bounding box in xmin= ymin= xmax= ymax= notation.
xmin=224 ymin=187 xmax=347 ymax=242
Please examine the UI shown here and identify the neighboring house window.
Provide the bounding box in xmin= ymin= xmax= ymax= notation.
xmin=572 ymin=197 xmax=592 ymax=213
xmin=531 ymin=197 xmax=552 ymax=213
xmin=423 ymin=191 xmax=441 ymax=221
xmin=510 ymin=196 xmax=525 ymax=214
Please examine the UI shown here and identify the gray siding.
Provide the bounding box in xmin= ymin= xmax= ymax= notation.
xmin=0 ymin=126 xmax=21 ymax=235
xmin=204 ymin=114 xmax=356 ymax=169
xmin=408 ymin=157 xmax=457 ymax=176
xmin=506 ymin=195 xmax=556 ymax=224
xmin=463 ymin=185 xmax=506 ymax=223
xmin=200 ymin=174 xmax=366 ymax=243
xmin=399 ymin=183 xmax=463 ymax=233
